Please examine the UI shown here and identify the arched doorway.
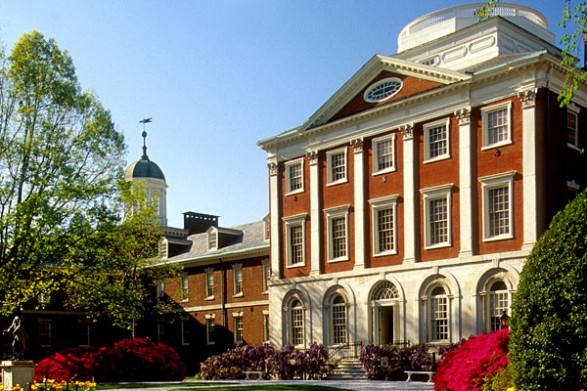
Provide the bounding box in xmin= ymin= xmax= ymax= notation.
xmin=370 ymin=280 xmax=400 ymax=345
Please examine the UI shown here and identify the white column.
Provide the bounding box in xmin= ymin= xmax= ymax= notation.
xmin=519 ymin=89 xmax=538 ymax=251
xmin=351 ymin=138 xmax=365 ymax=270
xmin=268 ymin=160 xmax=281 ymax=275
xmin=456 ymin=108 xmax=473 ymax=258
xmin=401 ymin=123 xmax=417 ymax=264
xmin=307 ymin=150 xmax=321 ymax=275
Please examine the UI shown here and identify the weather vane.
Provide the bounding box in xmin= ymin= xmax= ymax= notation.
xmin=139 ymin=117 xmax=152 ymax=159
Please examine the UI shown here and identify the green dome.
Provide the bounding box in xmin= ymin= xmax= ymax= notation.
xmin=125 ymin=157 xmax=166 ymax=181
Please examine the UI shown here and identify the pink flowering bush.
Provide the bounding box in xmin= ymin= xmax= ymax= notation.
xmin=199 ymin=342 xmax=329 ymax=380
xmin=35 ymin=338 xmax=184 ymax=382
xmin=434 ymin=328 xmax=509 ymax=391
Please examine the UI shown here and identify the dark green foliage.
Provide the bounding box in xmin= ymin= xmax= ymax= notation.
xmin=510 ymin=190 xmax=587 ymax=390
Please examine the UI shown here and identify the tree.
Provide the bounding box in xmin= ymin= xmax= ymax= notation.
xmin=509 ymin=190 xmax=587 ymax=390
xmin=477 ymin=1 xmax=587 ymax=107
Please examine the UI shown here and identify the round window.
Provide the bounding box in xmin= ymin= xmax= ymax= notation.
xmin=363 ymin=77 xmax=403 ymax=103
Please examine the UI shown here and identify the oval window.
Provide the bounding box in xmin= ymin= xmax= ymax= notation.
xmin=363 ymin=77 xmax=403 ymax=103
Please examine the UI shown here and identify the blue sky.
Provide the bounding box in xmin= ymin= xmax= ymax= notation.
xmin=0 ymin=1 xmax=569 ymax=228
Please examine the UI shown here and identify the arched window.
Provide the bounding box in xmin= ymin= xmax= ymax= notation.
xmin=489 ymin=280 xmax=510 ymax=331
xmin=371 ymin=280 xmax=399 ymax=301
xmin=331 ymin=295 xmax=347 ymax=345
xmin=290 ymin=299 xmax=304 ymax=346
xmin=429 ymin=286 xmax=449 ymax=342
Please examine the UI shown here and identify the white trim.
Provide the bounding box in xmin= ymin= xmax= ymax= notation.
xmin=326 ymin=147 xmax=348 ymax=186
xmin=423 ymin=118 xmax=451 ymax=163
xmin=369 ymin=195 xmax=399 ymax=256
xmin=566 ymin=106 xmax=580 ymax=150
xmin=232 ymin=263 xmax=243 ymax=297
xmin=363 ymin=77 xmax=404 ymax=103
xmin=420 ymin=184 xmax=453 ymax=249
xmin=372 ymin=133 xmax=397 ymax=175
xmin=285 ymin=158 xmax=305 ymax=195
xmin=205 ymin=267 xmax=214 ymax=299
xmin=481 ymin=101 xmax=512 ymax=150
xmin=479 ymin=171 xmax=516 ymax=242
xmin=325 ymin=205 xmax=350 ymax=263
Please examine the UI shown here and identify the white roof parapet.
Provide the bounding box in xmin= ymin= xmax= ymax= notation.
xmin=397 ymin=3 xmax=554 ymax=52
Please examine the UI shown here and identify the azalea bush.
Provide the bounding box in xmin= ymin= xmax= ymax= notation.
xmin=199 ymin=342 xmax=329 ymax=380
xmin=434 ymin=328 xmax=510 ymax=391
xmin=35 ymin=338 xmax=184 ymax=382
xmin=359 ymin=343 xmax=436 ymax=380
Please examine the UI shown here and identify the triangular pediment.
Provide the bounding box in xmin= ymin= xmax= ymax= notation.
xmin=301 ymin=55 xmax=469 ymax=131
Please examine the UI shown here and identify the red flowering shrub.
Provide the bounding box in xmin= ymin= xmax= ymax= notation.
xmin=434 ymin=328 xmax=509 ymax=391
xmin=35 ymin=338 xmax=184 ymax=382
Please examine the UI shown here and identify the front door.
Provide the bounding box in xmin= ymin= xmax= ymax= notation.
xmin=379 ymin=306 xmax=394 ymax=345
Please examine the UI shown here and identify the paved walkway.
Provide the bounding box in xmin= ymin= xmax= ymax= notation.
xmin=112 ymin=379 xmax=434 ymax=391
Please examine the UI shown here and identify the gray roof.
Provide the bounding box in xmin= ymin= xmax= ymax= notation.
xmin=164 ymin=220 xmax=269 ymax=265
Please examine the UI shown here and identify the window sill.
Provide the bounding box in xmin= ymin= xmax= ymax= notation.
xmin=286 ymin=262 xmax=306 ymax=269
xmin=285 ymin=189 xmax=304 ymax=196
xmin=423 ymin=155 xmax=450 ymax=164
xmin=262 ymin=291 xmax=269 ymax=295
xmin=327 ymin=256 xmax=349 ymax=263
xmin=207 ymin=341 xmax=215 ymax=346
xmin=424 ymin=242 xmax=451 ymax=250
xmin=373 ymin=250 xmax=397 ymax=257
xmin=372 ymin=167 xmax=396 ymax=176
xmin=481 ymin=140 xmax=512 ymax=151
xmin=233 ymin=292 xmax=244 ymax=298
xmin=483 ymin=233 xmax=513 ymax=242
xmin=326 ymin=179 xmax=348 ymax=187
xmin=204 ymin=296 xmax=215 ymax=301
xmin=180 ymin=298 xmax=189 ymax=303
xmin=567 ymin=143 xmax=581 ymax=151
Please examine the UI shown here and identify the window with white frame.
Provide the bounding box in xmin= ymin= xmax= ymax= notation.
xmin=421 ymin=185 xmax=452 ymax=248
xmin=424 ymin=118 xmax=450 ymax=162
xmin=285 ymin=158 xmax=304 ymax=194
xmin=38 ymin=318 xmax=52 ymax=347
xmin=180 ymin=317 xmax=190 ymax=346
xmin=567 ymin=106 xmax=579 ymax=148
xmin=327 ymin=148 xmax=347 ymax=185
xmin=263 ymin=214 xmax=271 ymax=241
xmin=370 ymin=195 xmax=398 ymax=256
xmin=77 ymin=319 xmax=90 ymax=347
xmin=262 ymin=259 xmax=270 ymax=293
xmin=372 ymin=134 xmax=396 ymax=174
xmin=205 ymin=315 xmax=215 ymax=345
xmin=234 ymin=313 xmax=244 ymax=345
xmin=489 ymin=281 xmax=510 ymax=332
xmin=263 ymin=311 xmax=270 ymax=342
xmin=156 ymin=278 xmax=165 ymax=300
xmin=233 ymin=264 xmax=243 ymax=296
xmin=331 ymin=295 xmax=347 ymax=345
xmin=284 ymin=214 xmax=306 ymax=267
xmin=429 ymin=286 xmax=449 ymax=342
xmin=205 ymin=268 xmax=214 ymax=299
xmin=180 ymin=272 xmax=189 ymax=301
xmin=325 ymin=206 xmax=349 ymax=262
xmin=480 ymin=172 xmax=515 ymax=241
xmin=290 ymin=299 xmax=305 ymax=346
xmin=482 ymin=102 xmax=512 ymax=148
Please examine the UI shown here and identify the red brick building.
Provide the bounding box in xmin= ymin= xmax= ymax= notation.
xmin=258 ymin=4 xmax=586 ymax=351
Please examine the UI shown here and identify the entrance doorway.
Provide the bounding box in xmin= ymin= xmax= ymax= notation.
xmin=379 ymin=306 xmax=394 ymax=345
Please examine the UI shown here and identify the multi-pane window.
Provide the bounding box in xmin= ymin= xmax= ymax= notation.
xmin=233 ymin=264 xmax=243 ymax=296
xmin=205 ymin=268 xmax=214 ymax=298
xmin=424 ymin=119 xmax=450 ymax=161
xmin=38 ymin=318 xmax=52 ymax=347
xmin=206 ymin=317 xmax=215 ymax=345
xmin=77 ymin=319 xmax=90 ymax=347
xmin=567 ymin=109 xmax=579 ymax=148
xmin=370 ymin=196 xmax=398 ymax=256
xmin=480 ymin=172 xmax=515 ymax=241
xmin=291 ymin=300 xmax=304 ymax=346
xmin=372 ymin=134 xmax=396 ymax=174
xmin=180 ymin=317 xmax=190 ymax=346
xmin=421 ymin=185 xmax=452 ymax=248
xmin=488 ymin=186 xmax=510 ymax=237
xmin=285 ymin=159 xmax=304 ymax=194
xmin=430 ymin=286 xmax=449 ymax=342
xmin=489 ymin=281 xmax=510 ymax=332
xmin=325 ymin=206 xmax=349 ymax=262
xmin=264 ymin=215 xmax=271 ymax=241
xmin=180 ymin=272 xmax=189 ymax=301
xmin=331 ymin=295 xmax=347 ymax=345
xmin=263 ymin=312 xmax=270 ymax=342
xmin=327 ymin=148 xmax=347 ymax=184
xmin=482 ymin=102 xmax=511 ymax=148
xmin=285 ymin=215 xmax=306 ymax=267
xmin=156 ymin=279 xmax=165 ymax=300
xmin=234 ymin=315 xmax=244 ymax=345
xmin=208 ymin=230 xmax=217 ymax=250
xmin=262 ymin=259 xmax=270 ymax=293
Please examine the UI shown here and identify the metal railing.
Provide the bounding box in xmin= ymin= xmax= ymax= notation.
xmin=328 ymin=340 xmax=363 ymax=365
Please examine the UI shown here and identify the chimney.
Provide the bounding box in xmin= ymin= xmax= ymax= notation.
xmin=183 ymin=212 xmax=219 ymax=235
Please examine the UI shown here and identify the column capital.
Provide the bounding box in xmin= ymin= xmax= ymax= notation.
xmin=518 ymin=89 xmax=537 ymax=108
xmin=268 ymin=162 xmax=278 ymax=176
xmin=306 ymin=150 xmax=319 ymax=165
xmin=399 ymin=123 xmax=414 ymax=140
xmin=350 ymin=138 xmax=364 ymax=153
xmin=454 ymin=107 xmax=471 ymax=125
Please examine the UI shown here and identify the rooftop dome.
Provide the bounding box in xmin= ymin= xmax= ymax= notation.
xmin=124 ymin=157 xmax=166 ymax=181
xmin=124 ymin=119 xmax=166 ymax=181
